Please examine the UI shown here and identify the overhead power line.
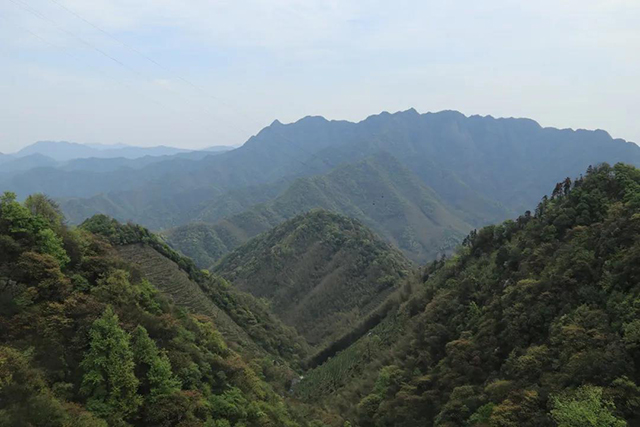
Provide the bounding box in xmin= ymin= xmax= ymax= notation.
xmin=40 ymin=0 xmax=340 ymax=172
xmin=9 ymin=0 xmax=340 ymax=176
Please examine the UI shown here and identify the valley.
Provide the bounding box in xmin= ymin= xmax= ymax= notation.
xmin=1 ymin=111 xmax=640 ymax=426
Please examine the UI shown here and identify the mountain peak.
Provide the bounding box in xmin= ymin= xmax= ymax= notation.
xmin=296 ymin=115 xmax=329 ymax=125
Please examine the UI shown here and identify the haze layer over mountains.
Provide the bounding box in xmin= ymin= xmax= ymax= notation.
xmin=3 ymin=109 xmax=638 ymax=264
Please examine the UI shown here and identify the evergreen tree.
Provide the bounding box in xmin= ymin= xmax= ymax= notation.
xmin=80 ymin=306 xmax=141 ymax=424
xmin=131 ymin=325 xmax=181 ymax=400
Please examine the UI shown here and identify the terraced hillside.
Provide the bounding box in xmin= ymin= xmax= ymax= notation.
xmin=81 ymin=215 xmax=309 ymax=369
xmin=117 ymin=244 xmax=257 ymax=353
xmin=0 ymin=192 xmax=322 ymax=426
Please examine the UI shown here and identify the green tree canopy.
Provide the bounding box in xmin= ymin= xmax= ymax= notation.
xmin=551 ymin=385 xmax=627 ymax=427
xmin=131 ymin=325 xmax=181 ymax=399
xmin=80 ymin=306 xmax=141 ymax=424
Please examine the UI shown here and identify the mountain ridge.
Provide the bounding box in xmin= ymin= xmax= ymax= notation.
xmin=166 ymin=152 xmax=475 ymax=265
xmin=294 ymin=163 xmax=640 ymax=426
xmin=46 ymin=109 xmax=640 ymax=230
xmin=213 ymin=209 xmax=412 ymax=349
xmin=13 ymin=140 xmax=196 ymax=161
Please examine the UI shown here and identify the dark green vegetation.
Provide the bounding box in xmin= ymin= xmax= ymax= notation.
xmin=80 ymin=215 xmax=310 ymax=372
xmin=0 ymin=192 xmax=326 ymax=426
xmin=4 ymin=162 xmax=640 ymax=426
xmin=167 ymin=153 xmax=472 ymax=265
xmin=4 ymin=108 xmax=640 ymax=426
xmin=214 ymin=210 xmax=411 ymax=348
xmin=296 ymin=164 xmax=640 ymax=426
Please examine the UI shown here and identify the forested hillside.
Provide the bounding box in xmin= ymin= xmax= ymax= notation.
xmin=167 ymin=153 xmax=473 ymax=265
xmin=214 ymin=210 xmax=411 ymax=348
xmin=0 ymin=192 xmax=324 ymax=426
xmin=79 ymin=215 xmax=311 ymax=373
xmin=296 ymin=163 xmax=640 ymax=426
xmin=4 ymin=162 xmax=640 ymax=426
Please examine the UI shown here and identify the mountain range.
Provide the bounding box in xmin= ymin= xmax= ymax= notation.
xmin=165 ymin=152 xmax=475 ymax=265
xmin=13 ymin=140 xmax=191 ymax=161
xmin=0 ymin=141 xmax=236 ymax=176
xmin=2 ymin=107 xmax=640 ymax=426
xmin=3 ymin=162 xmax=639 ymax=426
xmin=4 ymin=109 xmax=639 ymax=265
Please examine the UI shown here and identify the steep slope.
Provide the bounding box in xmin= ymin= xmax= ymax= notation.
xmin=167 ymin=152 xmax=474 ymax=265
xmin=294 ymin=109 xmax=640 ymax=221
xmin=161 ymin=222 xmax=233 ymax=269
xmin=116 ymin=243 xmax=262 ymax=354
xmin=296 ymin=163 xmax=640 ymax=426
xmin=214 ymin=210 xmax=412 ymax=348
xmin=0 ymin=192 xmax=321 ymax=426
xmin=80 ymin=215 xmax=309 ymax=368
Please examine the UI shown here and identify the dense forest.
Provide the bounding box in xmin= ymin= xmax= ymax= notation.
xmin=293 ymin=163 xmax=640 ymax=426
xmin=0 ymin=192 xmax=327 ymax=426
xmin=3 ymin=149 xmax=640 ymax=425
xmin=214 ymin=210 xmax=410 ymax=349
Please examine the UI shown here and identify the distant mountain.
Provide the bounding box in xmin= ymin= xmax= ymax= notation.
xmin=0 ymin=152 xmax=227 ymax=204
xmin=0 ymin=153 xmax=57 ymax=174
xmin=60 ymin=150 xmax=219 ymax=173
xmin=14 ymin=141 xmax=96 ymax=160
xmin=166 ymin=153 xmax=476 ymax=265
xmin=214 ymin=210 xmax=411 ymax=348
xmin=0 ymin=153 xmax=12 ymax=165
xmin=84 ymin=142 xmax=131 ymax=150
xmin=6 ymin=109 xmax=640 ymax=238
xmin=281 ymin=109 xmax=640 ymax=220
xmin=14 ymin=140 xmax=192 ymax=161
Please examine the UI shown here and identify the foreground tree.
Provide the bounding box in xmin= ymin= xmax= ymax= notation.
xmin=131 ymin=325 xmax=181 ymax=399
xmin=80 ymin=306 xmax=141 ymax=424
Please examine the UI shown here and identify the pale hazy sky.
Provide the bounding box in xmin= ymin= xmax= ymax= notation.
xmin=1 ymin=0 xmax=638 ymax=153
